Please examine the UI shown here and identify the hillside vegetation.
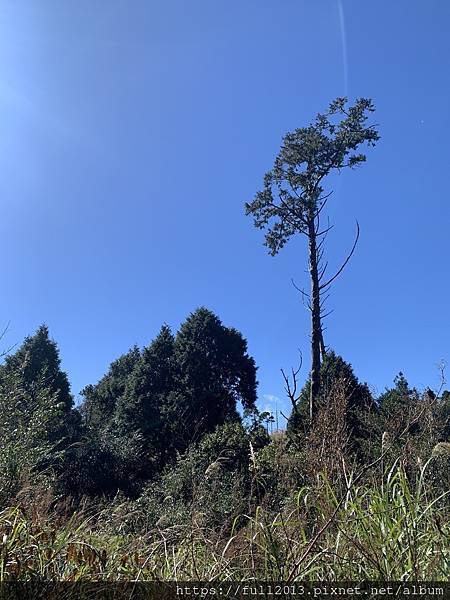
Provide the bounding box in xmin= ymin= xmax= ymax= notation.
xmin=0 ymin=312 xmax=449 ymax=582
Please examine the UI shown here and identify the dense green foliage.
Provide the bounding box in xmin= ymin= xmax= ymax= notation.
xmin=0 ymin=312 xmax=448 ymax=583
xmin=0 ymin=325 xmax=79 ymax=445
xmin=245 ymin=98 xmax=379 ymax=256
xmin=0 ymin=371 xmax=60 ymax=506
xmin=288 ymin=351 xmax=374 ymax=425
xmin=1 ymin=308 xmax=258 ymax=500
xmin=81 ymin=346 xmax=141 ymax=432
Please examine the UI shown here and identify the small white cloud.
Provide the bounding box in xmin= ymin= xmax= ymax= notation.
xmin=258 ymin=394 xmax=289 ymax=429
xmin=263 ymin=394 xmax=280 ymax=405
xmin=261 ymin=394 xmax=280 ymax=415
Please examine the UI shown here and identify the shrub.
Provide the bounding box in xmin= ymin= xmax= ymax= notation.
xmin=134 ymin=422 xmax=257 ymax=533
xmin=0 ymin=373 xmax=61 ymax=508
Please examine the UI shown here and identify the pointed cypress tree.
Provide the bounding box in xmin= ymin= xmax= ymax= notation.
xmin=378 ymin=372 xmax=416 ymax=416
xmin=81 ymin=345 xmax=141 ymax=431
xmin=111 ymin=325 xmax=175 ymax=482
xmin=0 ymin=325 xmax=76 ymax=443
xmin=288 ymin=351 xmax=376 ymax=456
xmin=172 ymin=308 xmax=258 ymax=442
xmin=115 ymin=325 xmax=174 ymax=438
xmin=2 ymin=325 xmax=71 ymax=410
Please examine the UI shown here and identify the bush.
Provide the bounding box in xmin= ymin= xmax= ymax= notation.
xmin=0 ymin=464 xmax=447 ymax=582
xmin=250 ymin=434 xmax=307 ymax=511
xmin=0 ymin=373 xmax=61 ymax=507
xmin=134 ymin=422 xmax=258 ymax=533
xmin=427 ymin=442 xmax=450 ymax=494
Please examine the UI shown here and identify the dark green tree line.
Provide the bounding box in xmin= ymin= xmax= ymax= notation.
xmin=78 ymin=307 xmax=258 ymax=495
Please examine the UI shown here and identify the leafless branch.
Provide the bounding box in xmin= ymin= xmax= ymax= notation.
xmin=318 ymin=261 xmax=328 ymax=282
xmin=320 ymin=309 xmax=334 ymax=320
xmin=316 ymin=224 xmax=334 ymax=237
xmin=0 ymin=321 xmax=15 ymax=359
xmin=319 ymin=220 xmax=360 ymax=291
xmin=291 ymin=278 xmax=311 ymax=313
xmin=281 ymin=353 xmax=303 ymax=412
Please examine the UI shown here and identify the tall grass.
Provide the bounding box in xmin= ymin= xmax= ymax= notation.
xmin=0 ymin=464 xmax=448 ymax=581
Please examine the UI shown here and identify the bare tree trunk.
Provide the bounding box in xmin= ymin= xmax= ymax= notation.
xmin=319 ymin=329 xmax=326 ymax=359
xmin=308 ymin=217 xmax=322 ymax=421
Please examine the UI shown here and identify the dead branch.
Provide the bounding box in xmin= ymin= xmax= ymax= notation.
xmin=281 ymin=353 xmax=303 ymax=412
xmin=319 ymin=221 xmax=360 ymax=291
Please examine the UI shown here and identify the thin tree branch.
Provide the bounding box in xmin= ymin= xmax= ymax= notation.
xmin=281 ymin=354 xmax=303 ymax=411
xmin=291 ymin=278 xmax=310 ymax=300
xmin=319 ymin=221 xmax=360 ymax=291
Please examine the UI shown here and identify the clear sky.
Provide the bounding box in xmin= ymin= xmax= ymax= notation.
xmin=0 ymin=1 xmax=449 ymax=422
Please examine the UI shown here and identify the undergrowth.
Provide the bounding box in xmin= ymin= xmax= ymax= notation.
xmin=0 ymin=464 xmax=448 ymax=582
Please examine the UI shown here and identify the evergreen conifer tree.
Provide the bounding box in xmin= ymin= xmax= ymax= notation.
xmin=246 ymin=98 xmax=379 ymax=419
xmin=110 ymin=325 xmax=175 ymax=484
xmin=172 ymin=308 xmax=257 ymax=443
xmin=378 ymin=372 xmax=416 ymax=415
xmin=81 ymin=345 xmax=141 ymax=431
xmin=0 ymin=325 xmax=77 ymax=444
xmin=288 ymin=351 xmax=375 ymax=457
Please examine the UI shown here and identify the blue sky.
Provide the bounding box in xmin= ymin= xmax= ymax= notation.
xmin=0 ymin=1 xmax=449 ymax=422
